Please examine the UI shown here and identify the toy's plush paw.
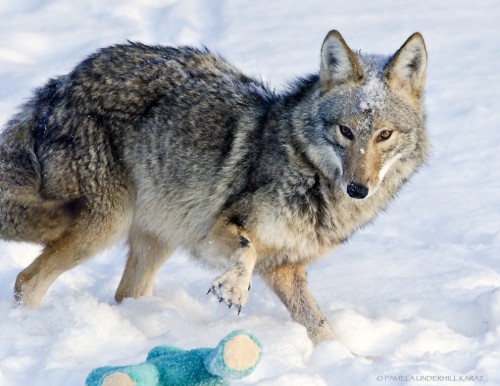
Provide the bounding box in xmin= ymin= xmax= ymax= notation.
xmin=209 ymin=270 xmax=252 ymax=314
xmin=204 ymin=330 xmax=261 ymax=380
xmin=102 ymin=372 xmax=135 ymax=386
xmin=223 ymin=334 xmax=260 ymax=372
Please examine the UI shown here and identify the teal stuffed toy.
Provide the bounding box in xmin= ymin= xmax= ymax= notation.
xmin=86 ymin=330 xmax=261 ymax=386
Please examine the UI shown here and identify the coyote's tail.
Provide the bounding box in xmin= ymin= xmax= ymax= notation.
xmin=0 ymin=192 xmax=81 ymax=244
xmin=0 ymin=82 xmax=80 ymax=244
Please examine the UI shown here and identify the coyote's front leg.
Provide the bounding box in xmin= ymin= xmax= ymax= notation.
xmin=260 ymin=263 xmax=335 ymax=345
xmin=207 ymin=218 xmax=257 ymax=314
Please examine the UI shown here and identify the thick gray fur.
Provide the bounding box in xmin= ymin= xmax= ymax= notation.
xmin=0 ymin=31 xmax=428 ymax=345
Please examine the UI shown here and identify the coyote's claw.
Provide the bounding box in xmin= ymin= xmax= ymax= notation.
xmin=208 ymin=270 xmax=250 ymax=315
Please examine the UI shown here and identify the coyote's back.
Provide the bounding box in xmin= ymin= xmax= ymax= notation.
xmin=0 ymin=31 xmax=428 ymax=345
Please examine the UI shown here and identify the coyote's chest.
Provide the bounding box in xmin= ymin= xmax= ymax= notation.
xmin=253 ymin=211 xmax=326 ymax=262
xmin=252 ymin=185 xmax=390 ymax=264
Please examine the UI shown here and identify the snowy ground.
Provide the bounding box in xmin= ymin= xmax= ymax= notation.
xmin=1 ymin=1 xmax=500 ymax=385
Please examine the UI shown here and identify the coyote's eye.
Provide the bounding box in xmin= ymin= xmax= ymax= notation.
xmin=376 ymin=130 xmax=393 ymax=142
xmin=338 ymin=125 xmax=354 ymax=140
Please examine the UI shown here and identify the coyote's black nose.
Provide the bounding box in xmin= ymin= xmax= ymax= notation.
xmin=346 ymin=182 xmax=369 ymax=199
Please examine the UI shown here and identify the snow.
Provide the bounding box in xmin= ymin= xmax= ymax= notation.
xmin=1 ymin=1 xmax=500 ymax=385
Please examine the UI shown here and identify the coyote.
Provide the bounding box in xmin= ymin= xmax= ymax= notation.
xmin=0 ymin=30 xmax=428 ymax=344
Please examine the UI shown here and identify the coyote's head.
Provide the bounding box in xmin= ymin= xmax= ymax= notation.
xmin=298 ymin=31 xmax=428 ymax=199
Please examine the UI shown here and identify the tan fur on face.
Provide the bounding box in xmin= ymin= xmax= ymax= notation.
xmin=339 ymin=116 xmax=402 ymax=195
xmin=344 ymin=141 xmax=381 ymax=190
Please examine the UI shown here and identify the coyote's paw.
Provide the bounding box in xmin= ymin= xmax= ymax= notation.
xmin=208 ymin=270 xmax=252 ymax=315
xmin=14 ymin=271 xmax=43 ymax=308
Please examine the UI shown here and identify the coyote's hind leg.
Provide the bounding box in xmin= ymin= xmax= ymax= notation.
xmin=14 ymin=200 xmax=131 ymax=307
xmin=115 ymin=224 xmax=173 ymax=303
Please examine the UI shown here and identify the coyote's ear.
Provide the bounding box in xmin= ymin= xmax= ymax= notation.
xmin=385 ymin=33 xmax=427 ymax=99
xmin=320 ymin=30 xmax=363 ymax=90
